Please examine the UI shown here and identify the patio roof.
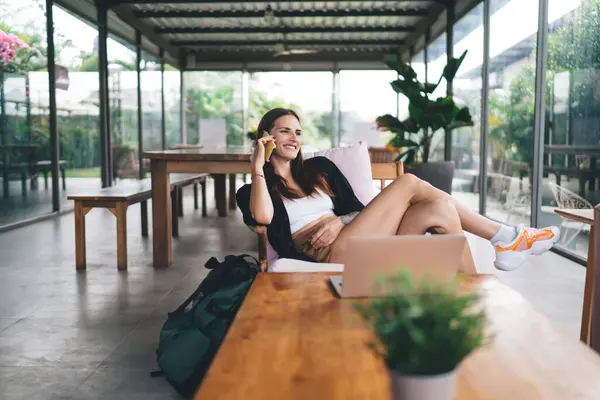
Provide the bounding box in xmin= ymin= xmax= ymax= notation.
xmin=104 ymin=0 xmax=449 ymax=71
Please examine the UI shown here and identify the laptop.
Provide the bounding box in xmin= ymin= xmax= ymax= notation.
xmin=329 ymin=234 xmax=472 ymax=298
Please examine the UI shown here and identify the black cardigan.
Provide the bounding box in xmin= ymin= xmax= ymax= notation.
xmin=235 ymin=156 xmax=365 ymax=262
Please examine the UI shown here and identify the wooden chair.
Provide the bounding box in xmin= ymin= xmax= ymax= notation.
xmin=254 ymin=162 xmax=404 ymax=272
xmin=368 ymin=147 xmax=400 ymax=164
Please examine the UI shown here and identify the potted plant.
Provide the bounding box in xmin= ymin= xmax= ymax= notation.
xmin=354 ymin=270 xmax=488 ymax=400
xmin=376 ymin=50 xmax=474 ymax=193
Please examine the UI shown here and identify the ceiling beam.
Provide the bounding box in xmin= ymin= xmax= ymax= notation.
xmin=185 ymin=51 xmax=390 ymax=64
xmin=157 ymin=26 xmax=415 ymax=34
xmin=172 ymin=39 xmax=404 ymax=47
xmin=134 ymin=8 xmax=430 ymax=19
xmin=113 ymin=0 xmax=445 ymax=4
xmin=399 ymin=1 xmax=447 ymax=55
xmin=111 ymin=4 xmax=181 ymax=65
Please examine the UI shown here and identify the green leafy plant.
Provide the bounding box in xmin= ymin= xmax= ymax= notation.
xmin=353 ymin=269 xmax=488 ymax=375
xmin=376 ymin=50 xmax=474 ymax=164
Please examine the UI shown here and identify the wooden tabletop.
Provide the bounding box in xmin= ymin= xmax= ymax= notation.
xmin=195 ymin=272 xmax=600 ymax=400
xmin=555 ymin=208 xmax=595 ymax=225
xmin=143 ymin=146 xmax=252 ymax=161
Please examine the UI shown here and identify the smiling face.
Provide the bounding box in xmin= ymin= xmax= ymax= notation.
xmin=269 ymin=114 xmax=302 ymax=161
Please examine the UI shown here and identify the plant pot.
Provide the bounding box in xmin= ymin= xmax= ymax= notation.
xmin=389 ymin=369 xmax=456 ymax=400
xmin=405 ymin=161 xmax=455 ymax=194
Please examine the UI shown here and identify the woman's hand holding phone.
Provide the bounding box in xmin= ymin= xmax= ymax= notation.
xmin=251 ymin=132 xmax=276 ymax=173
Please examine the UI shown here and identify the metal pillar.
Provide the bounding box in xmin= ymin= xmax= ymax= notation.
xmin=136 ymin=30 xmax=144 ymax=179
xmin=160 ymin=48 xmax=166 ymax=150
xmin=46 ymin=0 xmax=60 ymax=211
xmin=444 ymin=2 xmax=455 ymax=162
xmin=242 ymin=69 xmax=249 ymax=147
xmin=331 ymin=69 xmax=341 ymax=147
xmin=531 ymin=0 xmax=550 ymax=228
xmin=424 ymin=29 xmax=430 ymax=83
xmin=97 ymin=0 xmax=111 ymax=187
xmin=479 ymin=0 xmax=491 ymax=215
xmin=180 ymin=69 xmax=186 ymax=144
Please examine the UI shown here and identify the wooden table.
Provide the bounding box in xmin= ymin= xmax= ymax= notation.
xmin=195 ymin=272 xmax=600 ymax=399
xmin=555 ymin=208 xmax=595 ymax=344
xmin=143 ymin=147 xmax=252 ymax=267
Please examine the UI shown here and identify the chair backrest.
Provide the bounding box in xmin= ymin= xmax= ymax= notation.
xmin=371 ymin=161 xmax=404 ymax=191
xmin=368 ymin=147 xmax=400 ymax=164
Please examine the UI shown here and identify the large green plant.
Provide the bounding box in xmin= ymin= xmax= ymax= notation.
xmin=354 ymin=270 xmax=487 ymax=375
xmin=376 ymin=50 xmax=474 ymax=164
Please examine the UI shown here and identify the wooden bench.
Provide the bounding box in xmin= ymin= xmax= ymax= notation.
xmin=5 ymin=160 xmax=67 ymax=195
xmin=68 ymin=173 xmax=208 ymax=270
xmin=34 ymin=160 xmax=67 ymax=190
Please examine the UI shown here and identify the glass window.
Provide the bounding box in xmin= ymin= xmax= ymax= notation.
xmin=108 ymin=36 xmax=138 ymax=180
xmin=412 ymin=50 xmax=426 ymax=83
xmin=426 ymin=34 xmax=447 ymax=162
xmin=0 ymin=0 xmax=52 ymax=226
xmin=249 ymin=71 xmax=333 ymax=151
xmin=339 ymin=70 xmax=397 ymax=149
xmin=141 ymin=52 xmax=162 ymax=154
xmin=184 ymin=71 xmax=243 ymax=147
xmin=164 ymin=66 xmax=181 ymax=149
xmin=451 ymin=3 xmax=484 ymax=212
xmin=540 ymin=0 xmax=600 ymax=258
xmin=52 ymin=5 xmax=102 ymax=206
xmin=485 ymin=0 xmax=539 ymax=226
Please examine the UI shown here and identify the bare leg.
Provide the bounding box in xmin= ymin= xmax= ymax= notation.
xmin=329 ymin=174 xmax=499 ymax=261
xmin=395 ymin=199 xmax=462 ymax=235
xmin=393 ymin=199 xmax=476 ymax=274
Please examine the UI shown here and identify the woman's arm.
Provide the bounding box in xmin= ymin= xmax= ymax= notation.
xmin=340 ymin=211 xmax=360 ymax=225
xmin=248 ymin=135 xmax=276 ymax=225
xmin=249 ymin=171 xmax=274 ymax=225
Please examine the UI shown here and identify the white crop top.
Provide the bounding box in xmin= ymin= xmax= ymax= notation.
xmin=282 ymin=188 xmax=335 ymax=234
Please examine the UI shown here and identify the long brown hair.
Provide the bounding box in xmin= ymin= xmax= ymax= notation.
xmin=256 ymin=108 xmax=333 ymax=200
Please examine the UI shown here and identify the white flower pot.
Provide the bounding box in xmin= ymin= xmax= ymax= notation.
xmin=389 ymin=369 xmax=456 ymax=400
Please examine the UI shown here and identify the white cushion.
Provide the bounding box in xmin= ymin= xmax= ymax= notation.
xmin=268 ymin=258 xmax=344 ymax=273
xmin=304 ymin=141 xmax=375 ymax=206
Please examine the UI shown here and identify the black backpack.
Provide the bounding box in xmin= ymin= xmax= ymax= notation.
xmin=152 ymin=254 xmax=260 ymax=398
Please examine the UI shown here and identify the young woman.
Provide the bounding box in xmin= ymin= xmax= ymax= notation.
xmin=236 ymin=108 xmax=560 ymax=271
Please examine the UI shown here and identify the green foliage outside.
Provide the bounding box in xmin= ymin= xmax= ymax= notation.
xmin=488 ymin=0 xmax=600 ymax=173
xmin=353 ymin=270 xmax=487 ymax=375
xmin=184 ymin=72 xmax=332 ymax=150
xmin=377 ymin=50 xmax=474 ymax=164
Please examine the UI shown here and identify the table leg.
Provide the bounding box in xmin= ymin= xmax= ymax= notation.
xmin=171 ymin=188 xmax=179 ymax=237
xmin=140 ymin=200 xmax=148 ymax=237
xmin=74 ymin=201 xmax=86 ymax=270
xmin=193 ymin=182 xmax=199 ymax=210
xmin=178 ymin=187 xmax=184 ymax=217
xmin=151 ymin=159 xmax=171 ymax=267
xmin=214 ymin=174 xmax=227 ymax=217
xmin=201 ymin=180 xmax=207 ymax=217
xmin=581 ymin=228 xmax=595 ymax=344
xmin=229 ymin=174 xmax=236 ymax=210
xmin=116 ymin=202 xmax=128 ymax=271
xmin=3 ymin=154 xmax=9 ymax=198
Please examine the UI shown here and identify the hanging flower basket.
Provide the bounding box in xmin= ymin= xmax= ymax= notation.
xmin=0 ymin=28 xmax=31 ymax=75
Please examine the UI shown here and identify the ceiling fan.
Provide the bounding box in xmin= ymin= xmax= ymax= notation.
xmin=273 ymin=41 xmax=320 ymax=57
xmin=263 ymin=6 xmax=320 ymax=57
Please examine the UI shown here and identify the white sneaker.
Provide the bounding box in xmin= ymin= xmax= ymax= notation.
xmin=494 ymin=225 xmax=561 ymax=271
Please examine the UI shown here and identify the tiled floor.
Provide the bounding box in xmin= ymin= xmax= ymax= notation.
xmin=0 ymin=182 xmax=588 ymax=399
